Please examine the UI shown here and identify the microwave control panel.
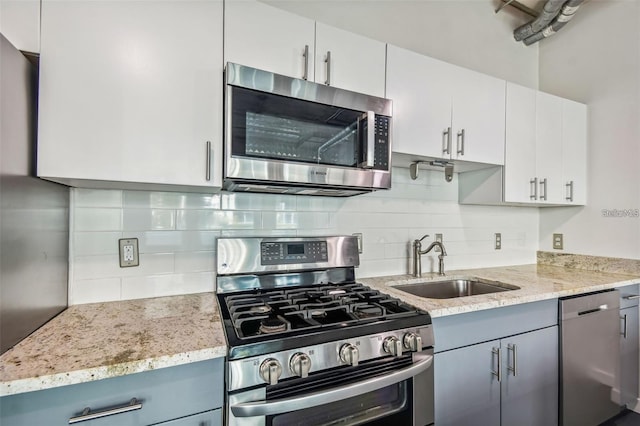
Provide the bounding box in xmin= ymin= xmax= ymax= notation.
xmin=261 ymin=241 xmax=328 ymax=265
xmin=374 ymin=116 xmax=390 ymax=171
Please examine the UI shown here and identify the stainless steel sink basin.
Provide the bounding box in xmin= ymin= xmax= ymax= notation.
xmin=393 ymin=278 xmax=519 ymax=299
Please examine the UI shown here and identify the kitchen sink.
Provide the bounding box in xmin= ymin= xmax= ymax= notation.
xmin=393 ymin=278 xmax=519 ymax=299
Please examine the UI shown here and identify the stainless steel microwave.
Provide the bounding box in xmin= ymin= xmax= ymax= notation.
xmin=223 ymin=63 xmax=393 ymax=196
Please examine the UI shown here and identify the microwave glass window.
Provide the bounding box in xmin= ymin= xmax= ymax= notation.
xmin=231 ymin=87 xmax=362 ymax=167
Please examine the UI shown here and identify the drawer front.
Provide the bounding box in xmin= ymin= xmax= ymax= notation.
xmin=432 ymin=299 xmax=558 ymax=352
xmin=618 ymin=284 xmax=640 ymax=309
xmin=157 ymin=409 xmax=222 ymax=426
xmin=1 ymin=358 xmax=223 ymax=426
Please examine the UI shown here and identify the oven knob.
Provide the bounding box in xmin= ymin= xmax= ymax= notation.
xmin=383 ymin=336 xmax=403 ymax=357
xmin=339 ymin=343 xmax=359 ymax=367
xmin=403 ymin=332 xmax=423 ymax=352
xmin=259 ymin=358 xmax=283 ymax=385
xmin=289 ymin=352 xmax=312 ymax=378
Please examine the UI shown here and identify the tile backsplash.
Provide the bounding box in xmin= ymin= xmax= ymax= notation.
xmin=69 ymin=167 xmax=539 ymax=304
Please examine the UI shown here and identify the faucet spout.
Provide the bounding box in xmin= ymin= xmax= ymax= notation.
xmin=413 ymin=238 xmax=447 ymax=277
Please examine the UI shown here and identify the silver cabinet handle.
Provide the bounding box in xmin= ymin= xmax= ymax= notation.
xmin=302 ymin=45 xmax=309 ymax=80
xmin=69 ymin=398 xmax=142 ymax=424
xmin=622 ymin=314 xmax=628 ymax=338
xmin=491 ymin=347 xmax=501 ymax=382
xmin=507 ymin=344 xmax=517 ymax=376
xmin=565 ymin=181 xmax=574 ymax=202
xmin=456 ymin=128 xmax=465 ymax=156
xmin=231 ymin=354 xmax=433 ymax=417
xmin=442 ymin=127 xmax=451 ymax=155
xmin=205 ymin=141 xmax=212 ymax=181
xmin=324 ymin=51 xmax=331 ymax=86
xmin=540 ymin=178 xmax=547 ymax=201
xmin=530 ymin=178 xmax=538 ymax=200
xmin=624 ymin=295 xmax=640 ymax=300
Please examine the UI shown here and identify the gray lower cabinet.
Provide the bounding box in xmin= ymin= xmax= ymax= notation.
xmin=1 ymin=358 xmax=224 ymax=426
xmin=619 ymin=284 xmax=640 ymax=409
xmin=435 ymin=326 xmax=558 ymax=426
xmin=433 ymin=299 xmax=559 ymax=426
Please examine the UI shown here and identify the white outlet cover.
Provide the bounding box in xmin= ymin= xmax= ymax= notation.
xmin=119 ymin=238 xmax=139 ymax=267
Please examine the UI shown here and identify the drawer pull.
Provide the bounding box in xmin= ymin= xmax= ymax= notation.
xmin=624 ymin=295 xmax=640 ymax=300
xmin=69 ymin=398 xmax=142 ymax=424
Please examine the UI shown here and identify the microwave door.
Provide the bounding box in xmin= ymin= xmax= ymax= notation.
xmin=358 ymin=111 xmax=375 ymax=169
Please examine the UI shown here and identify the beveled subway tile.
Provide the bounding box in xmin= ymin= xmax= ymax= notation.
xmin=174 ymin=251 xmax=216 ymax=273
xmin=220 ymin=229 xmax=297 ymax=237
xmin=74 ymin=232 xmax=123 ymax=256
xmin=220 ymin=192 xmax=296 ymax=211
xmin=262 ymin=212 xmax=330 ymax=229
xmin=73 ymin=188 xmax=123 ymax=208
xmin=123 ymin=190 xmax=220 ymax=209
xmin=71 ymin=278 xmax=121 ymax=304
xmin=125 ymin=230 xmax=219 ymax=253
xmin=123 ymin=209 xmax=176 ymax=231
xmin=176 ymin=210 xmax=259 ymax=230
xmin=74 ymin=208 xmax=122 ymax=231
xmin=121 ymin=272 xmax=214 ymax=300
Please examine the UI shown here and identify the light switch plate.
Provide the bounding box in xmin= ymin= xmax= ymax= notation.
xmin=553 ymin=233 xmax=563 ymax=250
xmin=495 ymin=233 xmax=502 ymax=250
xmin=352 ymin=233 xmax=363 ymax=254
xmin=119 ymin=238 xmax=139 ymax=267
xmin=435 ymin=234 xmax=443 ymax=252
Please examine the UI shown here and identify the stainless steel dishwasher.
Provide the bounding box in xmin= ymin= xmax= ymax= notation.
xmin=560 ymin=290 xmax=621 ymax=426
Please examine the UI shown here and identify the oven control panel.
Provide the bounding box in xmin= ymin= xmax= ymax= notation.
xmin=227 ymin=325 xmax=434 ymax=390
xmin=261 ymin=240 xmax=328 ymax=265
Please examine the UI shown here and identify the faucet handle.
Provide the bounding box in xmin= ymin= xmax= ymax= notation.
xmin=416 ymin=234 xmax=430 ymax=243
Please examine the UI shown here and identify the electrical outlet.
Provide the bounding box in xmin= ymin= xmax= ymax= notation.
xmin=352 ymin=233 xmax=363 ymax=254
xmin=434 ymin=234 xmax=443 ymax=252
xmin=553 ymin=233 xmax=564 ymax=250
xmin=495 ymin=233 xmax=502 ymax=250
xmin=119 ymin=238 xmax=139 ymax=267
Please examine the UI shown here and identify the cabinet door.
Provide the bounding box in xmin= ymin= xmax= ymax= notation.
xmin=434 ymin=340 xmax=501 ymax=426
xmin=224 ymin=0 xmax=314 ymax=81
xmin=314 ymin=23 xmax=386 ymax=97
xmin=38 ymin=0 xmax=223 ymax=189
xmin=621 ymin=306 xmax=639 ymax=408
xmin=561 ymin=99 xmax=587 ymax=205
xmin=386 ymin=45 xmax=453 ymax=159
xmin=535 ymin=91 xmax=564 ymax=204
xmin=504 ymin=83 xmax=537 ymax=203
xmin=157 ymin=409 xmax=222 ymax=426
xmin=0 ymin=0 xmax=40 ymax=53
xmin=451 ymin=66 xmax=506 ymax=165
xmin=501 ymin=326 xmax=558 ymax=426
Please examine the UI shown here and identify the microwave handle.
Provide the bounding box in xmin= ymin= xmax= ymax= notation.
xmin=361 ymin=111 xmax=375 ymax=169
xmin=231 ymin=353 xmax=433 ymax=417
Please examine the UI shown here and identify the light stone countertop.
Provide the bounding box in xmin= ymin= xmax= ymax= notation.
xmin=360 ymin=263 xmax=640 ymax=318
xmin=0 ymin=293 xmax=226 ymax=397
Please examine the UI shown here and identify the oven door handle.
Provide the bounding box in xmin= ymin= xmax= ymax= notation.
xmin=230 ymin=354 xmax=433 ymax=417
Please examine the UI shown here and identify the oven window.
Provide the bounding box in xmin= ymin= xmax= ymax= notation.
xmin=269 ymin=381 xmax=411 ymax=426
xmin=230 ymin=86 xmax=362 ymax=167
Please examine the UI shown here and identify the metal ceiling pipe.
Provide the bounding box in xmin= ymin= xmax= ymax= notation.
xmin=523 ymin=0 xmax=584 ymax=46
xmin=513 ymin=0 xmax=568 ymax=41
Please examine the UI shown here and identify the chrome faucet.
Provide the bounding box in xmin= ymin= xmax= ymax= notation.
xmin=413 ymin=234 xmax=448 ymax=277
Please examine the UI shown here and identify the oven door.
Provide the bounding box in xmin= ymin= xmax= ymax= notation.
xmin=228 ymin=350 xmax=434 ymax=426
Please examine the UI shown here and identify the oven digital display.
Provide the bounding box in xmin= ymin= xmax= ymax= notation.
xmin=287 ymin=244 xmax=304 ymax=255
xmin=261 ymin=241 xmax=328 ymax=265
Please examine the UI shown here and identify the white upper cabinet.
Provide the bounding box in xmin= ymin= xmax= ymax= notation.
xmin=386 ymin=44 xmax=505 ymax=165
xmin=37 ymin=0 xmax=223 ymax=190
xmin=504 ymin=83 xmax=537 ymax=204
xmin=0 ymin=0 xmax=40 ymax=52
xmin=561 ymin=99 xmax=587 ymax=205
xmin=451 ymin=66 xmax=506 ymax=165
xmin=224 ymin=0 xmax=386 ymax=97
xmin=464 ymin=82 xmax=587 ymax=206
xmin=386 ymin=45 xmax=454 ymax=158
xmin=314 ymin=23 xmax=386 ymax=98
xmin=535 ymin=91 xmax=564 ymax=204
xmin=224 ymin=0 xmax=315 ymax=81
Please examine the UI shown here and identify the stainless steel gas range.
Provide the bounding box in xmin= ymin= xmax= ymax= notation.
xmin=216 ymin=236 xmax=435 ymax=426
